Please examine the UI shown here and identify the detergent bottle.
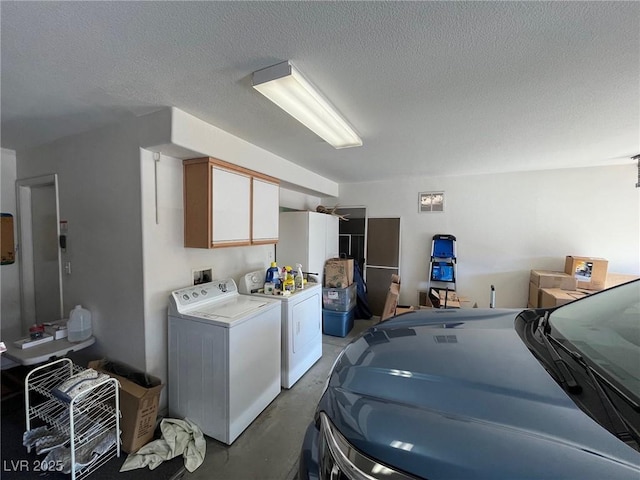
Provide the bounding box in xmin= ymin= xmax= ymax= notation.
xmin=265 ymin=262 xmax=280 ymax=288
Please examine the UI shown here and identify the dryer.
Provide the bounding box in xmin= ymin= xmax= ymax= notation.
xmin=239 ymin=270 xmax=322 ymax=389
xmin=168 ymin=278 xmax=281 ymax=445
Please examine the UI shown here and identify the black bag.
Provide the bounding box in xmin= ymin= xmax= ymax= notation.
xmin=352 ymin=261 xmax=372 ymax=319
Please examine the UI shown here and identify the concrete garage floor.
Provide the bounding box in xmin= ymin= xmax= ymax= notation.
xmin=183 ymin=316 xmax=379 ymax=480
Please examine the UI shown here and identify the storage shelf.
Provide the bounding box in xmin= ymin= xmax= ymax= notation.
xmin=24 ymin=358 xmax=120 ymax=480
xmin=27 ymin=362 xmax=83 ymax=395
xmin=76 ymin=448 xmax=118 ymax=478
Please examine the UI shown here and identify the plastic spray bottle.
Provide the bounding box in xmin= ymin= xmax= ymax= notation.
xmin=283 ymin=266 xmax=296 ymax=293
xmin=295 ymin=264 xmax=304 ymax=290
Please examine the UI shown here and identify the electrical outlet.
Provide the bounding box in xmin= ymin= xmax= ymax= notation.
xmin=64 ymin=262 xmax=72 ymax=275
xmin=192 ymin=267 xmax=213 ymax=286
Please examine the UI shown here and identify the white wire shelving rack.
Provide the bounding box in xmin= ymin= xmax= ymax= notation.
xmin=24 ymin=358 xmax=120 ymax=480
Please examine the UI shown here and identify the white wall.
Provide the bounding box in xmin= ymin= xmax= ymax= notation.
xmin=140 ymin=108 xmax=339 ymax=198
xmin=337 ymin=164 xmax=640 ymax=308
xmin=279 ymin=188 xmax=322 ymax=211
xmin=140 ymin=149 xmax=275 ymax=393
xmin=1 ymin=148 xmax=21 ymax=339
xmin=17 ymin=120 xmax=147 ymax=369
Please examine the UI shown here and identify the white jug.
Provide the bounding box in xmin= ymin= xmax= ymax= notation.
xmin=67 ymin=305 xmax=92 ymax=342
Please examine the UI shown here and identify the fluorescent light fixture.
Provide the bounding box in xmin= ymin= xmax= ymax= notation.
xmin=252 ymin=61 xmax=362 ymax=149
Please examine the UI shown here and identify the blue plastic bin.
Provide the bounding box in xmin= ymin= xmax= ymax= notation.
xmin=322 ymin=308 xmax=355 ymax=337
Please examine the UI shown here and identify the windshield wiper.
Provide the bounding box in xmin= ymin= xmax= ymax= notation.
xmin=542 ymin=328 xmax=640 ymax=413
xmin=545 ymin=333 xmax=640 ymax=450
xmin=537 ymin=314 xmax=582 ymax=394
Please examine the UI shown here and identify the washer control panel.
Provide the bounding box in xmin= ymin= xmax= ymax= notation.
xmin=171 ymin=278 xmax=238 ymax=311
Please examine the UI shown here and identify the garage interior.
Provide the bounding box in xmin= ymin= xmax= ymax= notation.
xmin=1 ymin=2 xmax=639 ymax=479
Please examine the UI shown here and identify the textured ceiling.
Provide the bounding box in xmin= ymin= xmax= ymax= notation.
xmin=2 ymin=1 xmax=638 ymax=183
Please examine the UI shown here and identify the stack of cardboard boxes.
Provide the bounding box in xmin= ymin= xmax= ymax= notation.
xmin=529 ymin=256 xmax=638 ymax=308
xmin=389 ymin=280 xmax=464 ymax=317
xmin=529 ymin=270 xmax=580 ymax=308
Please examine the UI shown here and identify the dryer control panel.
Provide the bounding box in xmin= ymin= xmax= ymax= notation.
xmin=238 ymin=270 xmax=265 ymax=294
xmin=170 ymin=278 xmax=238 ymax=313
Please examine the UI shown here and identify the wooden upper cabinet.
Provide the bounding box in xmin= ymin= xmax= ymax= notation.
xmin=183 ymin=157 xmax=280 ymax=248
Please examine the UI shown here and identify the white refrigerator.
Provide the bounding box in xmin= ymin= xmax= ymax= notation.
xmin=277 ymin=211 xmax=339 ymax=286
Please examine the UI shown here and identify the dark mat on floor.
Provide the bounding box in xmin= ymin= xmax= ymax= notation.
xmin=1 ymin=391 xmax=185 ymax=480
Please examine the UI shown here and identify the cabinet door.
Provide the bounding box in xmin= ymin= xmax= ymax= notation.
xmin=252 ymin=178 xmax=279 ymax=243
xmin=211 ymin=166 xmax=251 ymax=246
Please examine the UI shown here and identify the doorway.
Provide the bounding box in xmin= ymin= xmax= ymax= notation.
xmin=335 ymin=207 xmax=366 ymax=269
xmin=16 ymin=174 xmax=63 ymax=331
xmin=365 ymin=217 xmax=401 ymax=316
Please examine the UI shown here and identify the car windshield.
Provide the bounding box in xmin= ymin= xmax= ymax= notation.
xmin=548 ymin=280 xmax=640 ymax=399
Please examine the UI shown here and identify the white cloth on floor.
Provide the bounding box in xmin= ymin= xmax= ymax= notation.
xmin=119 ymin=418 xmax=206 ymax=473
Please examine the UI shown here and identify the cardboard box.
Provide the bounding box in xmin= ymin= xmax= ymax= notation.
xmin=324 ymin=258 xmax=354 ymax=288
xmin=564 ymin=256 xmax=608 ymax=291
xmin=438 ymin=290 xmax=459 ymax=308
xmin=530 ymin=270 xmax=577 ymax=290
xmin=395 ymin=305 xmax=432 ymax=315
xmin=540 ymin=288 xmax=589 ymax=308
xmin=418 ymin=290 xmax=434 ymax=308
xmin=380 ymin=275 xmax=401 ymax=321
xmin=529 ymin=281 xmax=541 ymax=308
xmin=605 ymin=273 xmax=640 ymax=289
xmin=394 ymin=305 xmax=415 ymax=315
xmin=89 ymin=359 xmax=164 ymax=453
xmin=529 ymin=270 xmax=578 ymax=307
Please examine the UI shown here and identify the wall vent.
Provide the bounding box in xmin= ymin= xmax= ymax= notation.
xmin=419 ymin=192 xmax=444 ymax=213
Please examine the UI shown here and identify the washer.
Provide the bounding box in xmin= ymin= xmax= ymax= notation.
xmin=239 ymin=270 xmax=322 ymax=389
xmin=168 ymin=278 xmax=281 ymax=445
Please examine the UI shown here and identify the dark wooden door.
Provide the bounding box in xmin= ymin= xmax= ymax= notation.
xmin=365 ymin=217 xmax=400 ymax=316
